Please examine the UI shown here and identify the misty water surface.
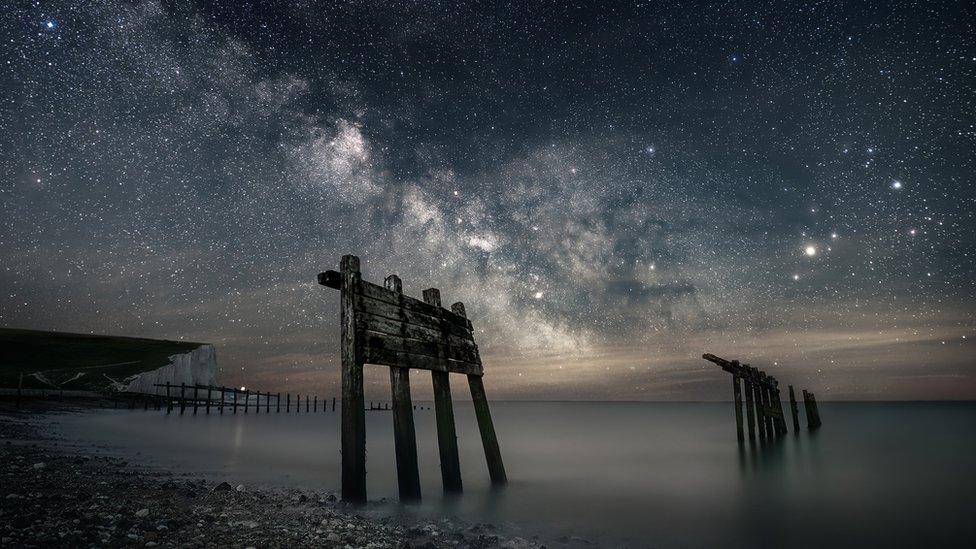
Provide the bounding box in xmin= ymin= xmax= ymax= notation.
xmin=53 ymin=402 xmax=976 ymax=548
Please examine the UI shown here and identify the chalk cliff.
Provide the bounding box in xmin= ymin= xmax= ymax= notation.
xmin=124 ymin=344 xmax=218 ymax=394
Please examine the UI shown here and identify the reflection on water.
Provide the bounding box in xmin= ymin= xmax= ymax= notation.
xmin=54 ymin=402 xmax=976 ymax=548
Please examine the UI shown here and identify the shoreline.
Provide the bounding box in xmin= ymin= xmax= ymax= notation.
xmin=0 ymin=405 xmax=547 ymax=548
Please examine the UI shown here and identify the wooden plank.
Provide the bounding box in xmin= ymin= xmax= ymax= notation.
xmin=363 ymin=345 xmax=482 ymax=375
xmin=341 ymin=255 xmax=367 ymax=504
xmin=425 ymin=288 xmax=463 ymax=493
xmin=355 ymin=295 xmax=471 ymax=338
xmin=356 ymin=302 xmax=474 ymax=341
xmin=359 ymin=279 xmax=473 ymax=330
xmin=362 ymin=331 xmax=479 ymax=364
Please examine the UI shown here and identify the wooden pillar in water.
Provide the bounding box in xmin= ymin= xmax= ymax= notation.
xmin=749 ymin=368 xmax=766 ymax=442
xmin=266 ymin=392 xmax=271 ymax=413
xmin=306 ymin=395 xmax=309 ymax=413
xmin=314 ymin=396 xmax=318 ymax=412
xmin=424 ymin=288 xmax=463 ymax=493
xmin=803 ymin=390 xmax=822 ymax=430
xmin=743 ymin=372 xmax=756 ymax=442
xmin=219 ymin=387 xmax=225 ymax=414
xmin=789 ymin=385 xmax=800 ymax=433
xmin=340 ymin=255 xmax=367 ymax=503
xmin=454 ymin=301 xmax=507 ymax=484
xmin=277 ymin=392 xmax=281 ymax=413
xmin=166 ymin=382 xmax=172 ymax=414
xmin=760 ymin=374 xmax=775 ymax=437
xmin=179 ymin=383 xmax=186 ymax=415
xmin=193 ymin=386 xmax=199 ymax=415
xmin=233 ymin=388 xmax=238 ymax=414
xmin=731 ymin=363 xmax=744 ymax=443
xmin=332 ymin=396 xmax=336 ymax=412
xmin=386 ymin=274 xmax=422 ymax=501
xmin=244 ymin=389 xmax=250 ymax=413
xmin=286 ymin=393 xmax=291 ymax=412
xmin=772 ymin=382 xmax=788 ymax=435
xmin=206 ymin=386 xmax=212 ymax=414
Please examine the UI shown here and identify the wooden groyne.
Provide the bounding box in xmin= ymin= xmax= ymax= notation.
xmin=318 ymin=254 xmax=506 ymax=504
xmin=702 ymin=353 xmax=822 ymax=440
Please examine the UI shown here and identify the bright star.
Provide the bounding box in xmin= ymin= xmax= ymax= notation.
xmin=533 ymin=291 xmax=544 ymax=299
xmin=804 ymin=245 xmax=817 ymax=257
xmin=44 ymin=20 xmax=56 ymax=29
xmin=792 ymin=274 xmax=800 ymax=281
xmin=891 ymin=180 xmax=902 ymax=190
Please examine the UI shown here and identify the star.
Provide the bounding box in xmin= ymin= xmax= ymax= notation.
xmin=804 ymin=245 xmax=817 ymax=257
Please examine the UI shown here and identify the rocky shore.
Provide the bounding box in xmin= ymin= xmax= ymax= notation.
xmin=0 ymin=409 xmax=545 ymax=548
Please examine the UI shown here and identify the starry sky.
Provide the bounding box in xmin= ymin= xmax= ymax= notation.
xmin=2 ymin=1 xmax=974 ymax=401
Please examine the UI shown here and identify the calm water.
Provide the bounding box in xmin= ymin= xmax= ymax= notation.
xmin=52 ymin=402 xmax=976 ymax=548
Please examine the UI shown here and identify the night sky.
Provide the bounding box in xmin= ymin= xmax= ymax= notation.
xmin=2 ymin=1 xmax=974 ymax=400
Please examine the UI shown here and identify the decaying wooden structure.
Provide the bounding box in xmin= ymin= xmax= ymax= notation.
xmin=702 ymin=353 xmax=822 ymax=441
xmin=318 ymin=255 xmax=506 ymax=504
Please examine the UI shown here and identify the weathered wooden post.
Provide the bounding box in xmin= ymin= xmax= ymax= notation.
xmin=286 ymin=393 xmax=291 ymax=412
xmin=758 ymin=375 xmax=771 ymax=439
xmin=306 ymin=395 xmax=310 ymax=413
xmin=233 ymin=388 xmax=238 ymax=414
xmin=16 ymin=372 xmax=23 ymax=409
xmin=789 ymin=385 xmax=800 ymax=433
xmin=803 ymin=390 xmax=822 ymax=430
xmin=731 ymin=360 xmax=744 ymax=443
xmin=743 ymin=370 xmax=756 ymax=441
xmin=193 ymin=386 xmax=199 ymax=415
xmin=206 ymin=386 xmax=212 ymax=414
xmin=277 ymin=392 xmax=281 ymax=413
xmin=165 ymin=382 xmax=172 ymax=414
xmin=748 ymin=368 xmax=765 ymax=442
xmin=219 ymin=387 xmax=225 ymax=414
xmin=266 ymin=392 xmax=271 ymax=413
xmin=332 ymin=397 xmax=336 ymax=412
xmin=385 ymin=274 xmax=422 ymax=501
xmin=771 ymin=381 xmax=788 ymax=435
xmin=244 ymin=389 xmax=250 ymax=413
xmin=314 ymin=395 xmax=318 ymax=412
xmin=179 ymin=383 xmax=186 ymax=415
xmin=336 ymin=255 xmax=368 ymax=503
xmin=424 ymin=288 xmax=464 ymax=493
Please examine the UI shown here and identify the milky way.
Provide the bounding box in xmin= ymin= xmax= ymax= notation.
xmin=1 ymin=1 xmax=973 ymax=400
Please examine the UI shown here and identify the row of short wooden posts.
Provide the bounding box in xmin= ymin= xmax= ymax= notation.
xmin=147 ymin=383 xmax=337 ymax=415
xmin=702 ymin=353 xmax=822 ymax=442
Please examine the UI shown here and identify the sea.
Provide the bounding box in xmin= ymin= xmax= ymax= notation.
xmin=51 ymin=401 xmax=976 ymax=548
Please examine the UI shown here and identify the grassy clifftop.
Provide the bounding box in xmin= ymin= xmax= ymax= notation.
xmin=0 ymin=328 xmax=205 ymax=391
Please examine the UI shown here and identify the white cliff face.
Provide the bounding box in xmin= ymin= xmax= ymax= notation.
xmin=124 ymin=344 xmax=218 ymax=394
